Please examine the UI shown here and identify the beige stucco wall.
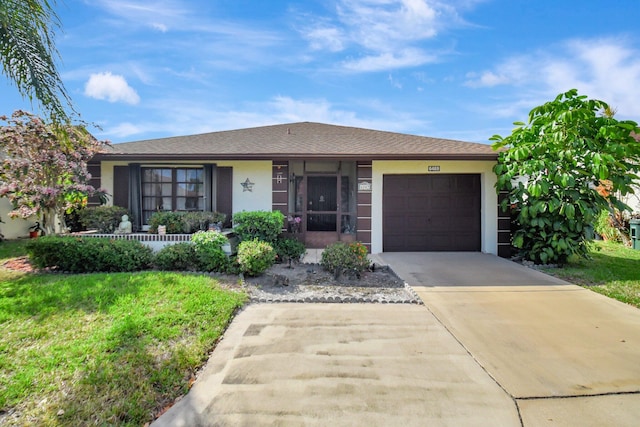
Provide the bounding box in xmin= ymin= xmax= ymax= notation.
xmin=100 ymin=160 xmax=272 ymax=217
xmin=0 ymin=198 xmax=33 ymax=239
xmin=371 ymin=160 xmax=498 ymax=255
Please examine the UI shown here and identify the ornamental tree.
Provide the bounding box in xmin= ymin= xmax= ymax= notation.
xmin=491 ymin=89 xmax=640 ymax=264
xmin=0 ymin=110 xmax=108 ymax=235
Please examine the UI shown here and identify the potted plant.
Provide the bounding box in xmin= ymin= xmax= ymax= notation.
xmin=29 ymin=222 xmax=43 ymax=238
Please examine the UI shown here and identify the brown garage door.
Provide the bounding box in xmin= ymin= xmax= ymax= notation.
xmin=383 ymin=174 xmax=481 ymax=251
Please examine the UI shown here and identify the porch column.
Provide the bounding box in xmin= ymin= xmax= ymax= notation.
xmin=357 ymin=161 xmax=372 ymax=253
xmin=272 ymin=161 xmax=289 ymax=232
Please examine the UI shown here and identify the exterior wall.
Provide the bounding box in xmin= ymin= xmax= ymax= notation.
xmin=371 ymin=160 xmax=498 ymax=255
xmin=218 ymin=161 xmax=272 ymax=214
xmin=100 ymin=160 xmax=272 ymax=216
xmin=0 ymin=198 xmax=33 ymax=239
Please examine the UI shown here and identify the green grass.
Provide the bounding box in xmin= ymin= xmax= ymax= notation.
xmin=540 ymin=240 xmax=640 ymax=308
xmin=0 ymin=239 xmax=29 ymax=261
xmin=0 ymin=268 xmax=246 ymax=426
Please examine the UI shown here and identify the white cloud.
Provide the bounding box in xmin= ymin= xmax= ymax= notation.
xmin=102 ymin=95 xmax=432 ymax=142
xmin=465 ymin=37 xmax=640 ymax=119
xmin=84 ymin=72 xmax=140 ymax=104
xmin=343 ymin=48 xmax=438 ymax=72
xmin=305 ymin=26 xmax=345 ymax=52
xmin=92 ymin=0 xmax=189 ymax=31
xmin=299 ymin=0 xmax=463 ymax=72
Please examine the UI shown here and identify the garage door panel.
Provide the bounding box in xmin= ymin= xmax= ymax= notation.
xmin=383 ymin=174 xmax=481 ymax=252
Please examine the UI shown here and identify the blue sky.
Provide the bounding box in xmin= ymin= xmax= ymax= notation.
xmin=2 ymin=0 xmax=640 ymax=144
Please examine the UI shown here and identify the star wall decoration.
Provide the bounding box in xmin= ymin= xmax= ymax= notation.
xmin=241 ymin=178 xmax=255 ymax=192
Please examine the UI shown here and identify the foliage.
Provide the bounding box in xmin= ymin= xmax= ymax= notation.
xmin=233 ymin=210 xmax=284 ymax=243
xmin=78 ymin=205 xmax=129 ymax=233
xmin=492 ymin=89 xmax=640 ymax=264
xmin=0 ymin=0 xmax=73 ymax=122
xmin=154 ymin=242 xmax=197 ymax=271
xmin=274 ymin=236 xmax=306 ymax=267
xmin=0 ymin=111 xmax=108 ymax=235
xmin=594 ymin=209 xmax=623 ymax=243
xmin=320 ymin=241 xmax=370 ymax=279
xmin=148 ymin=211 xmax=226 ymax=234
xmin=0 ymin=239 xmax=28 ymax=261
xmin=236 ymin=239 xmax=276 ymax=276
xmin=191 ymin=230 xmax=229 ymax=272
xmin=183 ymin=211 xmax=227 ymax=233
xmin=148 ymin=211 xmax=184 ymax=234
xmin=0 ymin=271 xmax=246 ymax=425
xmin=27 ymin=236 xmax=153 ymax=273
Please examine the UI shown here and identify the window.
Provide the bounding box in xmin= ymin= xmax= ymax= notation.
xmin=141 ymin=168 xmax=204 ymax=223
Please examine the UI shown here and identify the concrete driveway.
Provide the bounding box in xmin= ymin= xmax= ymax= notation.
xmin=153 ymin=253 xmax=640 ymax=427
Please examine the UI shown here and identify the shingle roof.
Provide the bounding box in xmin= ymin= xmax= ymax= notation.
xmin=96 ymin=122 xmax=497 ymax=161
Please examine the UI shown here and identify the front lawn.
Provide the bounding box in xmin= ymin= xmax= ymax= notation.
xmin=540 ymin=240 xmax=640 ymax=308
xmin=0 ymin=250 xmax=246 ymax=426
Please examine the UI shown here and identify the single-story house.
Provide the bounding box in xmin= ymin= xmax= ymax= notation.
xmin=91 ymin=122 xmax=508 ymax=256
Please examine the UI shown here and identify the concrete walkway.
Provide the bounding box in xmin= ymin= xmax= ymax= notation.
xmin=153 ymin=253 xmax=640 ymax=427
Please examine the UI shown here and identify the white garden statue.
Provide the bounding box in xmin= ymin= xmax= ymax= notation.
xmin=117 ymin=214 xmax=132 ymax=234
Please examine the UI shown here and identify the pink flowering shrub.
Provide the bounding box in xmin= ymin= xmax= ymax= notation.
xmin=0 ymin=110 xmax=109 ymax=235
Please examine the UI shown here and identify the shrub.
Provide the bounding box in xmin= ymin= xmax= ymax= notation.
xmin=191 ymin=230 xmax=229 ymax=272
xmin=320 ymin=241 xmax=370 ymax=279
xmin=78 ymin=206 xmax=129 ymax=233
xmin=274 ymin=236 xmax=306 ymax=267
xmin=148 ymin=211 xmax=184 ymax=234
xmin=232 ymin=211 xmax=284 ymax=243
xmin=148 ymin=211 xmax=228 ymax=234
xmin=236 ymin=239 xmax=276 ymax=276
xmin=154 ymin=243 xmax=197 ymax=271
xmin=27 ymin=236 xmax=153 ymax=273
xmin=182 ymin=211 xmax=227 ymax=233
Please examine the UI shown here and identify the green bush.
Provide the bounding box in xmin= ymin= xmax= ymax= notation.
xmin=154 ymin=243 xmax=197 ymax=271
xmin=191 ymin=230 xmax=229 ymax=272
xmin=27 ymin=236 xmax=153 ymax=273
xmin=148 ymin=211 xmax=184 ymax=234
xmin=594 ymin=209 xmax=623 ymax=242
xmin=320 ymin=241 xmax=370 ymax=279
xmin=148 ymin=211 xmax=227 ymax=234
xmin=78 ymin=206 xmax=129 ymax=233
xmin=236 ymin=239 xmax=276 ymax=276
xmin=232 ymin=211 xmax=284 ymax=243
xmin=274 ymin=236 xmax=306 ymax=267
xmin=182 ymin=211 xmax=227 ymax=233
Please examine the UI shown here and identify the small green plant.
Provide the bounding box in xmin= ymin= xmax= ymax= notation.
xmin=27 ymin=236 xmax=153 ymax=273
xmin=191 ymin=230 xmax=229 ymax=272
xmin=232 ymin=210 xmax=284 ymax=243
xmin=320 ymin=241 xmax=370 ymax=279
xmin=154 ymin=242 xmax=197 ymax=271
xmin=78 ymin=205 xmax=129 ymax=233
xmin=148 ymin=211 xmax=184 ymax=234
xmin=274 ymin=236 xmax=306 ymax=268
xmin=594 ymin=209 xmax=622 ymax=242
xmin=236 ymin=239 xmax=276 ymax=276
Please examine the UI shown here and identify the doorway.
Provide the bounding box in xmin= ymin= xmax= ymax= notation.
xmin=307 ymin=176 xmax=338 ymax=232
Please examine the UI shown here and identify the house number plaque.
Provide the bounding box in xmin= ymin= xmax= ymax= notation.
xmin=428 ymin=165 xmax=440 ymax=172
xmin=358 ymin=181 xmax=372 ymax=192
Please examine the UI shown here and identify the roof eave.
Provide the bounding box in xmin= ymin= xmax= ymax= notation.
xmin=92 ymin=152 xmax=498 ymax=162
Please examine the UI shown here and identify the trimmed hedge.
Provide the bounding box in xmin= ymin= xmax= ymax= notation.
xmin=78 ymin=206 xmax=130 ymax=233
xmin=232 ymin=211 xmax=284 ymax=243
xmin=320 ymin=241 xmax=370 ymax=279
xmin=191 ymin=230 xmax=229 ymax=272
xmin=154 ymin=243 xmax=197 ymax=271
xmin=27 ymin=236 xmax=153 ymax=273
xmin=148 ymin=211 xmax=227 ymax=234
xmin=236 ymin=239 xmax=276 ymax=276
